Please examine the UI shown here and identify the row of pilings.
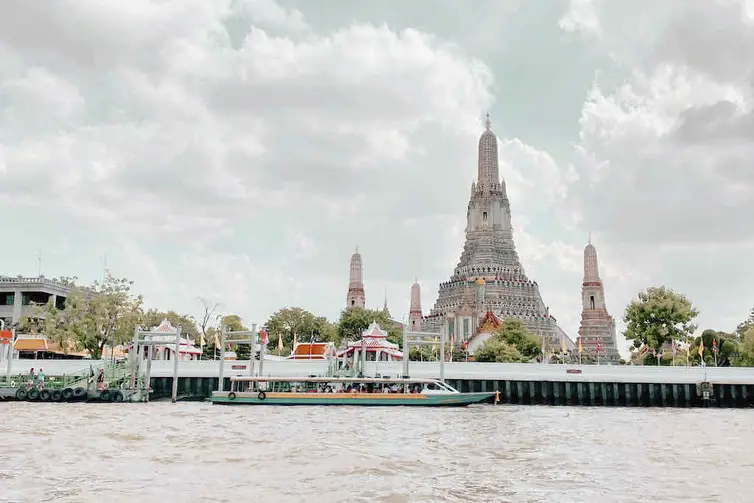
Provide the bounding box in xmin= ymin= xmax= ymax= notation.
xmin=147 ymin=377 xmax=754 ymax=407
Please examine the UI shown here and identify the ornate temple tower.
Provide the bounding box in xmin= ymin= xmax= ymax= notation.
xmin=577 ymin=238 xmax=620 ymax=363
xmin=408 ymin=278 xmax=423 ymax=332
xmin=423 ymin=115 xmax=561 ymax=350
xmin=346 ymin=248 xmax=365 ymax=309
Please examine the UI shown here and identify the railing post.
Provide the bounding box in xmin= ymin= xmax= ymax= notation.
xmin=258 ymin=333 xmax=266 ymax=378
xmin=128 ymin=327 xmax=138 ymax=390
xmin=171 ymin=328 xmax=180 ymax=403
xmin=402 ymin=323 xmax=408 ymax=378
xmin=440 ymin=323 xmax=446 ymax=382
xmin=5 ymin=327 xmax=15 ymax=384
xmin=144 ymin=342 xmax=153 ymax=403
xmin=217 ymin=325 xmax=226 ymax=392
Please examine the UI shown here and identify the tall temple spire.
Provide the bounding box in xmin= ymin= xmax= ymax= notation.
xmin=346 ymin=248 xmax=365 ymax=309
xmin=424 ymin=118 xmax=564 ymax=354
xmin=408 ymin=278 xmax=423 ymax=332
xmin=477 ymin=113 xmax=500 ymax=188
xmin=584 ymin=240 xmax=600 ymax=282
xmin=577 ymin=238 xmax=619 ymax=363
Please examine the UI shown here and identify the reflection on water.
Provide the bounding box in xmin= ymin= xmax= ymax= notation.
xmin=1 ymin=402 xmax=750 ymax=502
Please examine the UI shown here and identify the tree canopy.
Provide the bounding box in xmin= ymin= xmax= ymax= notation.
xmin=623 ymin=286 xmax=699 ymax=352
xmin=474 ymin=319 xmax=541 ymax=363
xmin=737 ymin=327 xmax=754 ymax=366
xmin=20 ymin=274 xmax=143 ymax=359
xmin=264 ymin=307 xmax=337 ymax=354
xmin=736 ymin=307 xmax=754 ymax=339
xmin=687 ymin=329 xmax=737 ymax=366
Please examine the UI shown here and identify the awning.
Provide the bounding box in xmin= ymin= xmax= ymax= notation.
xmin=14 ymin=338 xmax=48 ymax=351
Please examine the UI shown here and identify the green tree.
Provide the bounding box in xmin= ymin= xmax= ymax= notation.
xmin=736 ymin=327 xmax=754 ymax=366
xmin=688 ymin=329 xmax=738 ymax=366
xmin=473 ymin=319 xmax=541 ymax=362
xmin=20 ymin=274 xmax=143 ymax=359
xmin=474 ymin=339 xmax=526 ymax=363
xmin=623 ymin=286 xmax=699 ymax=352
xmin=264 ymin=307 xmax=337 ymax=351
xmin=736 ymin=307 xmax=754 ymax=339
xmin=337 ymin=307 xmax=402 ymax=348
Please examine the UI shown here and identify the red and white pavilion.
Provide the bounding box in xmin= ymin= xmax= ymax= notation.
xmin=337 ymin=321 xmax=403 ymax=363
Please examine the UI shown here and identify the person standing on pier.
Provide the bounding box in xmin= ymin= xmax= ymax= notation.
xmin=26 ymin=368 xmax=35 ymax=389
xmin=37 ymin=368 xmax=45 ymax=390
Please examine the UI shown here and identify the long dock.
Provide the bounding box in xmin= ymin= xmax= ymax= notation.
xmin=3 ymin=359 xmax=752 ymax=407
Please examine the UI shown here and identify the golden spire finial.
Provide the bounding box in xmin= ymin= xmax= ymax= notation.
xmin=484 ymin=113 xmax=491 ymax=131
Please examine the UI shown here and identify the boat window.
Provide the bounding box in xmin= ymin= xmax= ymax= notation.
xmin=438 ymin=382 xmax=458 ymax=392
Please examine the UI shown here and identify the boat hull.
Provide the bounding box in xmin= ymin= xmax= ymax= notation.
xmin=210 ymin=391 xmax=496 ymax=406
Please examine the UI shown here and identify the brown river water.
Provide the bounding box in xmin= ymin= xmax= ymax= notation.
xmin=1 ymin=402 xmax=751 ymax=503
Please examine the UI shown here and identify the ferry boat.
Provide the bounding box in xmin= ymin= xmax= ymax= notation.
xmin=210 ymin=376 xmax=498 ymax=407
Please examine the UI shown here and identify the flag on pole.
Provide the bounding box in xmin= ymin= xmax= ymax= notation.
xmin=199 ymin=333 xmax=206 ymax=348
xmin=577 ymin=338 xmax=582 ymax=354
xmin=214 ymin=332 xmax=221 ymax=348
xmin=277 ymin=333 xmax=283 ymax=352
xmin=698 ymin=339 xmax=704 ymax=357
xmin=310 ymin=334 xmax=316 ymax=344
xmin=596 ymin=340 xmax=601 ymax=353
xmin=561 ymin=334 xmax=567 ymax=353
xmin=712 ymin=338 xmax=718 ymax=353
xmin=259 ymin=329 xmax=268 ymax=345
xmin=671 ymin=340 xmax=677 ymax=356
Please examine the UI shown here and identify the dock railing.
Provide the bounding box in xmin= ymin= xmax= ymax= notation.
xmin=0 ymin=359 xmax=130 ymax=390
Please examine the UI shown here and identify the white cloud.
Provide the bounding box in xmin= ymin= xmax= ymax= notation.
xmin=0 ymin=0 xmax=496 ymax=328
xmin=558 ymin=0 xmax=754 ymax=344
xmin=1 ymin=0 xmax=752 ymax=356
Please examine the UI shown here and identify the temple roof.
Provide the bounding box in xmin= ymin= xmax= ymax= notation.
xmin=289 ymin=342 xmax=335 ymax=360
xmin=362 ymin=321 xmax=387 ymax=338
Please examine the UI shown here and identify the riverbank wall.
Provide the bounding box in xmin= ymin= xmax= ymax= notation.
xmin=4 ymin=360 xmax=753 ymax=407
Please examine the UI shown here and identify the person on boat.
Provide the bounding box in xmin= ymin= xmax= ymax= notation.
xmin=27 ymin=368 xmax=35 ymax=389
xmin=37 ymin=368 xmax=45 ymax=390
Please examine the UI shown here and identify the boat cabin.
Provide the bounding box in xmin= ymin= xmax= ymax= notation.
xmin=228 ymin=376 xmax=459 ymax=395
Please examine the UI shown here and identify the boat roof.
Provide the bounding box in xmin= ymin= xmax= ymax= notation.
xmin=229 ymin=376 xmax=443 ymax=384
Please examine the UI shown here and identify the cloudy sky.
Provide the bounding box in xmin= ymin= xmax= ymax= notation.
xmin=1 ymin=0 xmax=753 ymax=354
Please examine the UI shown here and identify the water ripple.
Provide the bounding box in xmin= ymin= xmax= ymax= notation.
xmin=0 ymin=403 xmax=751 ymax=502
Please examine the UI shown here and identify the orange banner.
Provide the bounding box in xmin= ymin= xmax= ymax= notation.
xmin=0 ymin=330 xmax=11 ymax=339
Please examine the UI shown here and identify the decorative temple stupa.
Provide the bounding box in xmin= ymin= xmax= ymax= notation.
xmin=576 ymin=237 xmax=620 ymax=363
xmin=345 ymin=248 xmax=365 ymax=308
xmin=422 ymin=115 xmax=563 ymax=351
xmin=408 ymin=278 xmax=423 ymax=332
